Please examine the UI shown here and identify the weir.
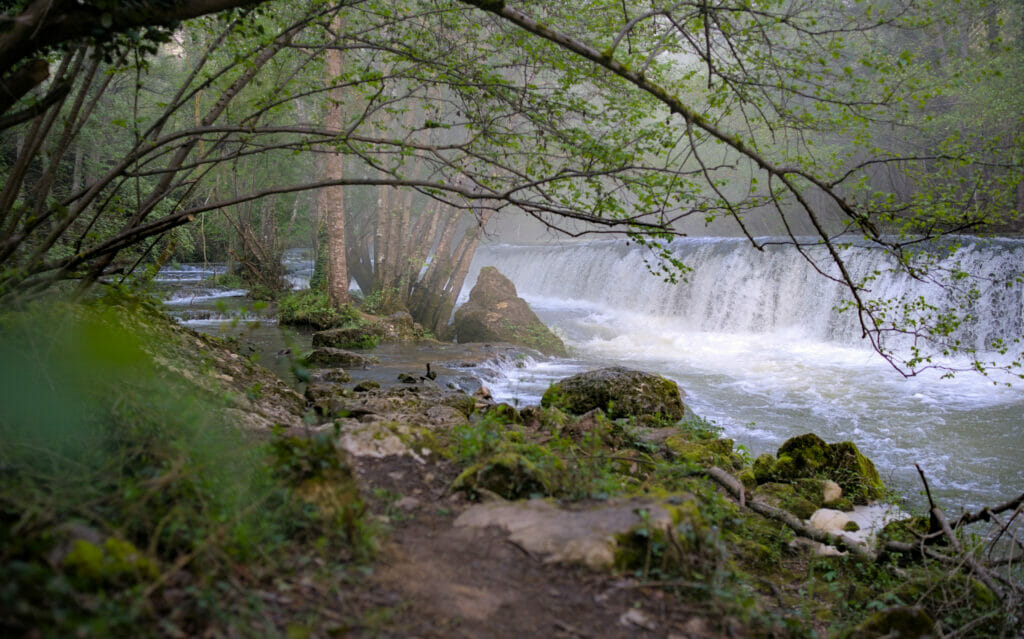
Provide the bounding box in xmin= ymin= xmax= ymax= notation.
xmin=464 ymin=237 xmax=1024 ymax=510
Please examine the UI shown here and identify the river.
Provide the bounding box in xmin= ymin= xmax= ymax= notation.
xmin=462 ymin=238 xmax=1024 ymax=512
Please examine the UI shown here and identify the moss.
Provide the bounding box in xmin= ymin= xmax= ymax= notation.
xmin=753 ymin=435 xmax=885 ymax=505
xmin=843 ymin=521 xmax=861 ymax=532
xmin=452 ymin=452 xmax=559 ymax=499
xmin=877 ymin=516 xmax=930 ymax=545
xmin=64 ymin=538 xmax=159 ymax=583
xmin=541 ymin=367 xmax=685 ymax=420
xmin=736 ymin=468 xmax=757 ymax=491
xmin=753 ymin=482 xmax=818 ymax=519
xmin=752 ymin=453 xmax=776 ymax=483
xmin=664 ymin=436 xmax=734 ymax=467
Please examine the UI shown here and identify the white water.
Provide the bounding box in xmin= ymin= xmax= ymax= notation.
xmin=462 ymin=238 xmax=1024 ymax=510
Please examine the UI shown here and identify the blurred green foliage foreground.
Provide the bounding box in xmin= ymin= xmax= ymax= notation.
xmin=0 ymin=293 xmax=369 ymax=637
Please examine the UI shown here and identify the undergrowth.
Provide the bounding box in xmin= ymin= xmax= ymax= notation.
xmin=278 ymin=287 xmax=362 ymax=330
xmin=0 ymin=299 xmax=371 ymax=637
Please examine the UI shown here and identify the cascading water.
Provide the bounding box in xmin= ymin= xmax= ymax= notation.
xmin=461 ymin=237 xmax=1024 ymax=510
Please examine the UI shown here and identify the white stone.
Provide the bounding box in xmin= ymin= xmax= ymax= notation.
xmin=809 ymin=508 xmax=851 ymax=533
xmin=822 ymin=480 xmax=843 ymax=504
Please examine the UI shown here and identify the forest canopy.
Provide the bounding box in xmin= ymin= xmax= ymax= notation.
xmin=1 ymin=0 xmax=1022 ymax=375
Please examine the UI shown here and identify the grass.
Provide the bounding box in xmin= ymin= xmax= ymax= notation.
xmin=0 ymin=297 xmax=373 ymax=637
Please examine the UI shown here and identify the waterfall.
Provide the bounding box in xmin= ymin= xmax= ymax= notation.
xmin=458 ymin=237 xmax=1024 ymax=509
xmin=467 ymin=237 xmax=1024 ymax=357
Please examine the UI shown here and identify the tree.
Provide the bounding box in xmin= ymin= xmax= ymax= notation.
xmin=1 ymin=0 xmax=1021 ymax=379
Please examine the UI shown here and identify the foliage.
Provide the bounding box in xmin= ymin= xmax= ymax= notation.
xmin=278 ymin=288 xmax=362 ymax=330
xmin=0 ymin=300 xmax=371 ymax=637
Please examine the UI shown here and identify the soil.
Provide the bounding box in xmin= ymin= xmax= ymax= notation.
xmin=348 ymin=454 xmax=729 ymax=639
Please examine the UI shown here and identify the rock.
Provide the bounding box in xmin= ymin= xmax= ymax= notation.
xmin=755 ymin=433 xmax=885 ymax=504
xmin=665 ymin=436 xmax=736 ymax=467
xmin=312 ymin=325 xmax=382 ymax=350
xmin=397 ymin=372 xmax=418 ymax=384
xmin=452 ymin=452 xmax=560 ymax=499
xmin=305 ymin=347 xmax=378 ymax=369
xmin=541 ymin=366 xmax=686 ymax=421
xmin=841 ymin=605 xmax=935 ymax=639
xmin=810 ymin=508 xmax=851 ymax=533
xmin=309 ymin=367 xmax=351 ymax=384
xmin=822 ymin=479 xmax=843 ymax=504
xmin=353 ymin=380 xmax=381 ymax=392
xmin=450 ymin=267 xmax=567 ymax=356
xmin=454 ymin=498 xmax=675 ymax=570
xmin=619 ymin=609 xmax=657 ymax=631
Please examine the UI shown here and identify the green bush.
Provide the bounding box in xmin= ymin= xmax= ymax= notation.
xmin=278 ymin=288 xmax=361 ymax=329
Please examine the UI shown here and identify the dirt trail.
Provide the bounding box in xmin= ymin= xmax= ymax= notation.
xmin=350 ymin=455 xmax=724 ymax=639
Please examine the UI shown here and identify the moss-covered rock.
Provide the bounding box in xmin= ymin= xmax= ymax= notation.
xmin=450 ymin=267 xmax=567 ymax=356
xmin=312 ymin=326 xmax=382 ymax=350
xmin=305 ymin=347 xmax=378 ymax=369
xmin=753 ymin=434 xmax=885 ymax=504
xmin=665 ymin=436 xmax=735 ymax=467
xmin=452 ymin=452 xmax=560 ymax=499
xmin=541 ymin=367 xmax=686 ymax=420
xmin=753 ymin=482 xmax=819 ymax=519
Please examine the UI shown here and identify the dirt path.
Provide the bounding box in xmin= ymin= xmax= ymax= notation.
xmin=349 ymin=455 xmax=724 ymax=639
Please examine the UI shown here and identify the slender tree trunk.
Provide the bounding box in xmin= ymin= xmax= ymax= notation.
xmin=322 ymin=16 xmax=348 ymax=307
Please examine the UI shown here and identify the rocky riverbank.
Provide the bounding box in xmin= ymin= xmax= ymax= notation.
xmin=1 ymin=294 xmax=1017 ymax=638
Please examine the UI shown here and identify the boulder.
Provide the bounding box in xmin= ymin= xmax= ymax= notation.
xmin=450 ymin=267 xmax=567 ymax=356
xmin=312 ymin=325 xmax=382 ymax=350
xmin=755 ymin=433 xmax=885 ymax=504
xmin=841 ymin=606 xmax=935 ymax=639
xmin=541 ymin=366 xmax=686 ymax=421
xmin=304 ymin=347 xmax=378 ymax=369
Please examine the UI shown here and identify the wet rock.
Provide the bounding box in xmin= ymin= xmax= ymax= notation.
xmin=305 ymin=347 xmax=378 ymax=369
xmin=541 ymin=366 xmax=686 ymax=420
xmin=309 ymin=367 xmax=351 ymax=384
xmin=397 ymin=372 xmax=418 ymax=384
xmin=450 ymin=267 xmax=567 ymax=356
xmin=353 ymin=380 xmax=381 ymax=392
xmin=312 ymin=325 xmax=383 ymax=350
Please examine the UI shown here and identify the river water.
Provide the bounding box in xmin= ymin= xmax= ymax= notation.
xmin=157 ymin=241 xmax=1023 ymax=511
xmin=462 ymin=238 xmax=1024 ymax=512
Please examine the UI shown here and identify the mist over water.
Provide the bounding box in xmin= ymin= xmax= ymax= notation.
xmin=463 ymin=238 xmax=1024 ymax=510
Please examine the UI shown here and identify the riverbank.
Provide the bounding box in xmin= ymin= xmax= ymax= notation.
xmin=2 ymin=294 xmax=1019 ymax=637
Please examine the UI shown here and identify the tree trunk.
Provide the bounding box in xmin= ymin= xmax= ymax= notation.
xmin=322 ymin=15 xmax=348 ymax=307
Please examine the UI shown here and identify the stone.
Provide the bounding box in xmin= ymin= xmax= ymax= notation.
xmin=353 ymin=380 xmax=381 ymax=392
xmin=541 ymin=366 xmax=686 ymax=420
xmin=450 ymin=267 xmax=567 ymax=356
xmin=810 ymin=508 xmax=852 ymax=533
xmin=454 ymin=498 xmax=675 ymax=570
xmin=754 ymin=434 xmax=885 ymax=504
xmin=452 ymin=452 xmax=560 ymax=499
xmin=822 ymin=479 xmax=843 ymax=504
xmin=312 ymin=325 xmax=382 ymax=350
xmin=309 ymin=367 xmax=351 ymax=384
xmin=305 ymin=347 xmax=378 ymax=369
